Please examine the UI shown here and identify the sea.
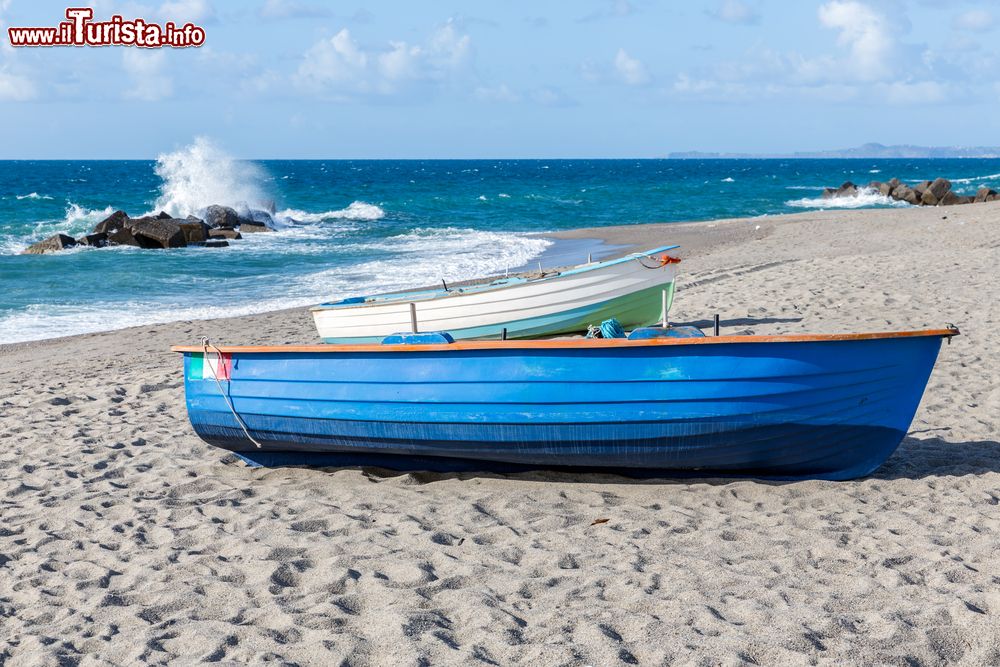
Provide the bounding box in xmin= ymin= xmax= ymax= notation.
xmin=2 ymin=139 xmax=999 ymax=344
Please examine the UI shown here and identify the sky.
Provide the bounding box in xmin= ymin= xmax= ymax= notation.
xmin=0 ymin=0 xmax=998 ymax=158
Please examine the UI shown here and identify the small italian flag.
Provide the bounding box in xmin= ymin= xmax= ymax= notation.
xmin=191 ymin=351 xmax=232 ymax=381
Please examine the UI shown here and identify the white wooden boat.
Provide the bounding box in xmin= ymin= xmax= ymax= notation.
xmin=311 ymin=245 xmax=680 ymax=343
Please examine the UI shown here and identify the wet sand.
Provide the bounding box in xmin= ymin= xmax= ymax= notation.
xmin=2 ymin=202 xmax=999 ymax=664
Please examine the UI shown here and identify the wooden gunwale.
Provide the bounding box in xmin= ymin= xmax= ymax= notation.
xmin=172 ymin=328 xmax=960 ymax=354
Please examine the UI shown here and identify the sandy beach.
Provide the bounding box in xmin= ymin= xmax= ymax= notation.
xmin=3 ymin=202 xmax=1000 ymax=665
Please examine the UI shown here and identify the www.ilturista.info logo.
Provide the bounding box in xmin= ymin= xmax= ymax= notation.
xmin=7 ymin=8 xmax=205 ymax=48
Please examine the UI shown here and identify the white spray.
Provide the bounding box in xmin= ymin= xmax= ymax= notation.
xmin=151 ymin=137 xmax=270 ymax=217
xmin=149 ymin=137 xmax=385 ymax=223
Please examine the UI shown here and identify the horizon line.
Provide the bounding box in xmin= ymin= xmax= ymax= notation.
xmin=1 ymin=156 xmax=999 ymax=161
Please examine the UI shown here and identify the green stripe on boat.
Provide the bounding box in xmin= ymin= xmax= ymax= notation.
xmin=190 ymin=353 xmax=205 ymax=380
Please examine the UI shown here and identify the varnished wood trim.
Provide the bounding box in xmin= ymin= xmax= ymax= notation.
xmin=172 ymin=328 xmax=959 ymax=354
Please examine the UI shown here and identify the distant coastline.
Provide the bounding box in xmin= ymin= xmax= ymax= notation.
xmin=668 ymin=143 xmax=1000 ymax=160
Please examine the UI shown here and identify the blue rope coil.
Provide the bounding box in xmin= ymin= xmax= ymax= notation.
xmin=586 ymin=317 xmax=627 ymax=339
xmin=601 ymin=318 xmax=626 ymax=338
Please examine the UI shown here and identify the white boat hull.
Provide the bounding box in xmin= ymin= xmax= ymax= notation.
xmin=311 ymin=246 xmax=679 ymax=343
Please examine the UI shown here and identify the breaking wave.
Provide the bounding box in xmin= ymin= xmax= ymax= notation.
xmin=16 ymin=192 xmax=53 ymax=200
xmin=276 ymin=201 xmax=385 ymax=224
xmin=147 ymin=138 xmax=386 ymax=227
xmin=785 ymin=187 xmax=911 ymax=209
xmin=35 ymin=203 xmax=118 ymax=239
xmin=0 ymin=227 xmax=551 ymax=343
xmin=0 ymin=203 xmax=117 ymax=254
xmin=950 ymin=172 xmax=1000 ymax=184
xmin=299 ymin=227 xmax=551 ymax=297
xmin=150 ymin=137 xmax=271 ymax=217
xmin=63 ymin=203 xmax=117 ymax=228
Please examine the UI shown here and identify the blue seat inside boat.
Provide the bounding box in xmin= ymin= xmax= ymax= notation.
xmin=381 ymin=332 xmax=456 ymax=345
xmin=324 ymin=296 xmax=367 ymax=306
xmin=627 ymin=326 xmax=706 ymax=340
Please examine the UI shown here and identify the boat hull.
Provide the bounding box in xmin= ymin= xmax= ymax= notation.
xmin=311 ymin=247 xmax=678 ymax=343
xmin=178 ymin=332 xmax=951 ymax=480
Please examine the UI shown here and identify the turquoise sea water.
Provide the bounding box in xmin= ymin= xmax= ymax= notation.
xmin=2 ymin=145 xmax=999 ymax=343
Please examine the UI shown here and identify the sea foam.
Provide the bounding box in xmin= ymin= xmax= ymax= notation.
xmin=40 ymin=203 xmax=115 ymax=237
xmin=63 ymin=203 xmax=117 ymax=227
xmin=276 ymin=202 xmax=386 ymax=224
xmin=785 ymin=187 xmax=910 ymax=209
xmin=0 ymin=203 xmax=117 ymax=254
xmin=301 ymin=228 xmax=552 ymax=296
xmin=0 ymin=228 xmax=551 ymax=343
xmin=950 ymin=172 xmax=1000 ymax=184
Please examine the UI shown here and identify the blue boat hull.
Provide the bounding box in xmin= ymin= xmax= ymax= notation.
xmin=180 ymin=334 xmax=948 ymax=480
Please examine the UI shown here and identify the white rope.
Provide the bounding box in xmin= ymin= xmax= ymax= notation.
xmin=201 ymin=337 xmax=263 ymax=449
xmin=635 ymin=256 xmax=666 ymax=269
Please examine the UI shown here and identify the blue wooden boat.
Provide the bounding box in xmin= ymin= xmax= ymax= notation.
xmin=173 ymin=327 xmax=957 ymax=480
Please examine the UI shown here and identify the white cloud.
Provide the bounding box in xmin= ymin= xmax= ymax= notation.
xmin=708 ymin=0 xmax=760 ymax=25
xmin=0 ymin=1 xmax=36 ymax=99
xmin=295 ymin=29 xmax=368 ymax=94
xmin=0 ymin=67 xmax=36 ymax=101
xmin=817 ymin=1 xmax=894 ymax=81
xmin=378 ymin=42 xmax=423 ymax=82
xmin=881 ymin=80 xmax=950 ymax=105
xmin=122 ymin=50 xmax=173 ymax=101
xmin=581 ymin=49 xmax=651 ymax=86
xmin=669 ymin=1 xmax=993 ymax=107
xmin=674 ymin=76 xmax=868 ymax=104
xmin=531 ymin=86 xmax=576 ymax=107
xmin=293 ymin=21 xmax=473 ymax=98
xmin=0 ymin=0 xmax=13 ymax=55
xmin=673 ymin=73 xmax=728 ymax=98
xmin=428 ymin=20 xmax=472 ymax=71
xmin=953 ymin=9 xmax=994 ymax=33
xmin=242 ymin=69 xmax=281 ymax=95
xmin=614 ymin=48 xmax=651 ymax=85
xmin=474 ymin=83 xmax=519 ymax=103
